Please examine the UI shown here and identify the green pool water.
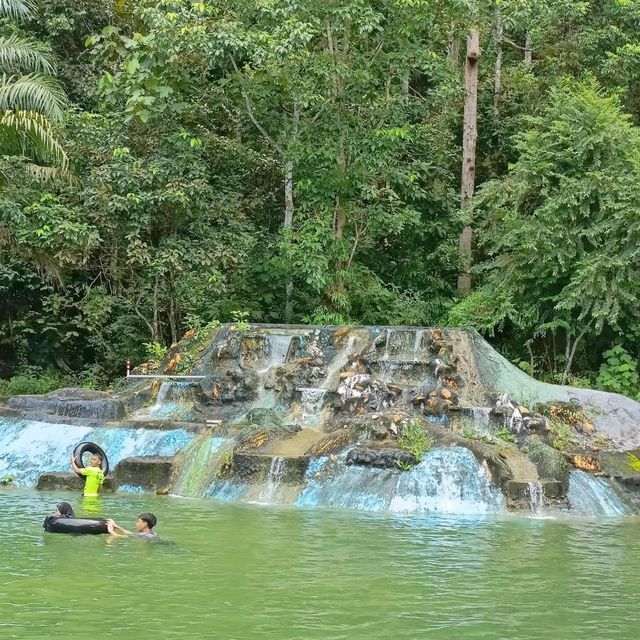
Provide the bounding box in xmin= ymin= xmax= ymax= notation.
xmin=2 ymin=490 xmax=639 ymax=639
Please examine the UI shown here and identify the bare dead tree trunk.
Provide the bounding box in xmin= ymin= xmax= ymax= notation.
xmin=493 ymin=5 xmax=503 ymax=118
xmin=457 ymin=29 xmax=480 ymax=296
xmin=524 ymin=32 xmax=532 ymax=66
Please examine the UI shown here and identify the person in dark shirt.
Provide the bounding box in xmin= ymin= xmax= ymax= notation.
xmin=43 ymin=501 xmax=75 ymax=530
xmin=106 ymin=512 xmax=158 ymax=539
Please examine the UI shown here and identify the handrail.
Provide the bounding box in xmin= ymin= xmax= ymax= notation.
xmin=125 ymin=374 xmax=205 ymax=380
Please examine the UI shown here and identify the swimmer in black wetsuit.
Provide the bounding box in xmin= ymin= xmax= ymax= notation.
xmin=106 ymin=513 xmax=158 ymax=540
xmin=43 ymin=501 xmax=75 ymax=530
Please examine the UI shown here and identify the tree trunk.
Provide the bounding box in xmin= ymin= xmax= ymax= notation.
xmin=283 ymin=103 xmax=299 ymax=323
xmin=524 ymin=33 xmax=532 ymax=66
xmin=493 ymin=5 xmax=503 ymax=118
xmin=457 ymin=29 xmax=480 ymax=296
xmin=284 ymin=159 xmax=294 ymax=322
xmin=448 ymin=30 xmax=460 ymax=67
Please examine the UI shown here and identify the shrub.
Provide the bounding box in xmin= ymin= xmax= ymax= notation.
xmin=0 ymin=370 xmax=64 ymax=396
xmin=596 ymin=345 xmax=639 ymax=399
xmin=398 ymin=418 xmax=434 ymax=462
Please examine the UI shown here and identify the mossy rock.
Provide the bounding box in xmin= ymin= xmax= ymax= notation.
xmin=527 ymin=442 xmax=569 ymax=483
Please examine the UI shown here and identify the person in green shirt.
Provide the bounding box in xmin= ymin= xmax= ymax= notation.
xmin=70 ymin=452 xmax=104 ymax=497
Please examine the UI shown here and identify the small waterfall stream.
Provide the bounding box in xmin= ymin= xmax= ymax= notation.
xmin=0 ymin=417 xmax=193 ymax=486
xmin=567 ymin=470 xmax=628 ymax=516
xmin=258 ymin=335 xmax=293 ymax=373
xmin=526 ymin=482 xmax=546 ymax=518
xmin=321 ymin=335 xmax=356 ymax=389
xmin=298 ymin=388 xmax=328 ymax=426
xmin=172 ymin=435 xmax=235 ymax=498
xmin=135 ymin=381 xmax=196 ymax=420
xmin=258 ymin=456 xmax=286 ymax=503
xmin=296 ymin=447 xmax=504 ymax=514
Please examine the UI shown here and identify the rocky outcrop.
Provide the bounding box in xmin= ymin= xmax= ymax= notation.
xmin=346 ymin=447 xmax=418 ymax=469
xmin=114 ymin=456 xmax=175 ymax=493
xmin=7 ymin=388 xmax=125 ymax=420
xmin=36 ymin=472 xmax=116 ymax=493
xmin=232 ymin=453 xmax=309 ymax=484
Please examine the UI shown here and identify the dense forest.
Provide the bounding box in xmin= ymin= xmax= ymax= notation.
xmin=0 ymin=0 xmax=638 ymax=397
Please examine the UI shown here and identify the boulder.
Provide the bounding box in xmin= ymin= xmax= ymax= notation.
xmin=6 ymin=388 xmax=125 ymax=420
xmin=527 ymin=442 xmax=570 ymax=483
xmin=346 ymin=447 xmax=418 ymax=469
xmin=36 ymin=472 xmax=116 ymax=493
xmin=114 ymin=456 xmax=175 ymax=492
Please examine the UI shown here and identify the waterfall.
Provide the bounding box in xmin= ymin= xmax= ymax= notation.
xmin=135 ymin=381 xmax=196 ymax=420
xmin=298 ymin=388 xmax=328 ymax=425
xmin=526 ymin=482 xmax=545 ymax=517
xmin=0 ymin=417 xmax=193 ymax=486
xmin=321 ymin=335 xmax=356 ymax=389
xmin=258 ymin=334 xmax=293 ymax=373
xmin=413 ymin=330 xmax=424 ymax=361
xmin=382 ymin=328 xmax=391 ymax=360
xmin=257 ymin=456 xmax=286 ymax=503
xmin=297 ymin=447 xmax=504 ymax=514
xmin=172 ymin=435 xmax=235 ymax=498
xmin=567 ymin=470 xmax=628 ymax=516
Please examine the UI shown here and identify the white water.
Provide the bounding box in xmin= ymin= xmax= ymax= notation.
xmin=413 ymin=329 xmax=424 ymax=361
xmin=298 ymin=388 xmax=328 ymax=425
xmin=296 ymin=447 xmax=504 ymax=514
xmin=258 ymin=335 xmax=293 ymax=373
xmin=258 ymin=456 xmax=286 ymax=503
xmin=322 ymin=335 xmax=356 ymax=389
xmin=567 ymin=470 xmax=628 ymax=516
xmin=526 ymin=482 xmax=545 ymax=517
xmin=0 ymin=417 xmax=194 ymax=485
xmin=134 ymin=381 xmax=196 ymax=420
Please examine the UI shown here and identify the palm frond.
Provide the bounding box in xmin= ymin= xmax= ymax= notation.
xmin=0 ymin=109 xmax=69 ymax=176
xmin=0 ymin=34 xmax=54 ymax=75
xmin=0 ymin=73 xmax=66 ymax=122
xmin=0 ymin=0 xmax=34 ymax=21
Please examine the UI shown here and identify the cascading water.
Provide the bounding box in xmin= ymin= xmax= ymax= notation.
xmin=256 ymin=334 xmax=293 ymax=408
xmin=172 ymin=434 xmax=235 ymax=498
xmin=258 ymin=335 xmax=293 ymax=372
xmin=321 ymin=335 xmax=356 ymax=389
xmin=258 ymin=456 xmax=286 ymax=504
xmin=567 ymin=470 xmax=628 ymax=516
xmin=298 ymin=388 xmax=328 ymax=426
xmin=526 ymin=482 xmax=545 ymax=517
xmin=413 ymin=329 xmax=424 ymax=361
xmin=0 ymin=417 xmax=194 ymax=486
xmin=135 ymin=381 xmax=196 ymax=421
xmin=296 ymin=447 xmax=504 ymax=514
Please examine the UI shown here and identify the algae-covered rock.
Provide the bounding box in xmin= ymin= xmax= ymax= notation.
xmin=306 ymin=428 xmax=356 ymax=456
xmin=346 ymin=447 xmax=418 ymax=469
xmin=527 ymin=442 xmax=569 ymax=483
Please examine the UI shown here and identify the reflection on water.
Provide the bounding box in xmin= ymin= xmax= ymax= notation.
xmin=2 ymin=490 xmax=640 ymax=639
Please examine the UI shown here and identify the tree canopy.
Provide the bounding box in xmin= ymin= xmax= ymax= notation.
xmin=0 ymin=0 xmax=639 ymax=396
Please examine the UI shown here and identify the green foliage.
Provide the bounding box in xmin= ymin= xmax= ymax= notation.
xmin=398 ymin=418 xmax=433 ymax=463
xmin=548 ymin=421 xmax=576 ymax=451
xmin=229 ymin=311 xmax=250 ymax=332
xmin=596 ymin=345 xmax=639 ymax=398
xmin=143 ymin=342 xmax=167 ymax=366
xmin=2 ymin=0 xmax=640 ymax=389
xmin=0 ymin=369 xmax=63 ymax=396
xmin=626 ymin=452 xmax=640 ymax=473
xmin=494 ymin=427 xmax=516 ymax=444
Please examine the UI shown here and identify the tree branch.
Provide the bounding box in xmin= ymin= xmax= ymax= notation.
xmin=229 ymin=55 xmax=282 ymax=153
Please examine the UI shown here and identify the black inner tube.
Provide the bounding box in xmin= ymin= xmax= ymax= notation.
xmin=44 ymin=517 xmax=109 ymax=535
xmin=72 ymin=441 xmax=109 ymax=477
